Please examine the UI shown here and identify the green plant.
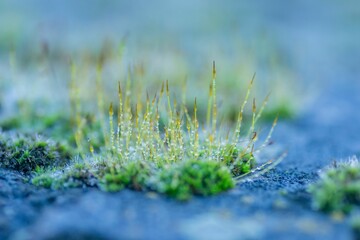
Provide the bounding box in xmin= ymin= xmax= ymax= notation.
xmin=32 ymin=173 xmax=54 ymax=188
xmin=101 ymin=161 xmax=151 ymax=192
xmin=351 ymin=214 xmax=360 ymax=239
xmin=25 ymin=61 xmax=281 ymax=200
xmin=220 ymin=144 xmax=255 ymax=176
xmin=0 ymin=133 xmax=72 ymax=173
xmin=56 ymin=163 xmax=98 ymax=189
xmin=89 ymin=62 xmax=280 ymax=199
xmin=156 ymin=159 xmax=234 ymax=200
xmin=32 ymin=162 xmax=100 ymax=189
xmin=102 ymin=63 xmax=276 ymax=166
xmin=0 ymin=110 xmax=103 ymax=155
xmin=309 ymin=156 xmax=360 ymax=214
xmin=260 ymin=102 xmax=294 ymax=122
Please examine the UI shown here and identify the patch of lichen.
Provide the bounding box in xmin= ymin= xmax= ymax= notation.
xmin=0 ymin=133 xmax=72 ymax=174
xmin=309 ymin=157 xmax=360 ymax=214
xmin=156 ymin=160 xmax=235 ymax=200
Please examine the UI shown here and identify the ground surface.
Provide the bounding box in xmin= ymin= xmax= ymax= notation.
xmin=0 ymin=1 xmax=360 ymax=239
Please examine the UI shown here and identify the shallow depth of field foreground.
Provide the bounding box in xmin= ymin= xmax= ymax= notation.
xmin=0 ymin=1 xmax=360 ymax=239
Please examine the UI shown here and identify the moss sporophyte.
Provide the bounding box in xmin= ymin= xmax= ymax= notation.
xmin=6 ymin=61 xmax=284 ymax=200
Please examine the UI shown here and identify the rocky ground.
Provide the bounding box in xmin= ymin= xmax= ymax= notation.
xmin=0 ymin=0 xmax=359 ymax=239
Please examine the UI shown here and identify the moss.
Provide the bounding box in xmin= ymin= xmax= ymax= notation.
xmin=32 ymin=174 xmax=53 ymax=188
xmin=261 ymin=103 xmax=294 ymax=121
xmin=0 ymin=113 xmax=72 ymax=139
xmin=0 ymin=134 xmax=72 ymax=174
xmin=156 ymin=160 xmax=235 ymax=200
xmin=220 ymin=144 xmax=256 ymax=176
xmin=0 ymin=112 xmax=104 ymax=154
xmin=235 ymin=152 xmax=255 ymax=175
xmin=101 ymin=161 xmax=151 ymax=192
xmin=32 ymin=163 xmax=99 ymax=189
xmin=309 ymin=157 xmax=360 ymax=214
xmin=351 ymin=215 xmax=360 ymax=239
xmin=32 ymin=159 xmax=234 ymax=200
xmin=0 ymin=117 xmax=22 ymax=131
xmin=54 ymin=163 xmax=98 ymax=189
xmin=7 ymin=62 xmax=278 ymax=201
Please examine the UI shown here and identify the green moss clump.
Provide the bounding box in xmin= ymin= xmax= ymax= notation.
xmin=32 ymin=163 xmax=99 ymax=189
xmin=101 ymin=161 xmax=151 ymax=192
xmin=233 ymin=152 xmax=255 ymax=175
xmin=220 ymin=144 xmax=255 ymax=176
xmin=0 ymin=109 xmax=71 ymax=134
xmin=32 ymin=174 xmax=54 ymax=188
xmin=55 ymin=163 xmax=98 ymax=189
xmin=15 ymin=62 xmax=279 ymax=201
xmin=261 ymin=103 xmax=294 ymax=122
xmin=0 ymin=134 xmax=72 ymax=174
xmin=351 ymin=215 xmax=360 ymax=239
xmin=0 ymin=116 xmax=22 ymax=131
xmin=156 ymin=160 xmax=235 ymax=200
xmin=309 ymin=157 xmax=360 ymax=214
xmin=32 ymin=159 xmax=235 ymax=200
xmin=0 ymin=111 xmax=104 ymax=154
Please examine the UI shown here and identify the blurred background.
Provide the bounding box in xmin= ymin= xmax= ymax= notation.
xmin=0 ymin=0 xmax=359 ymax=122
